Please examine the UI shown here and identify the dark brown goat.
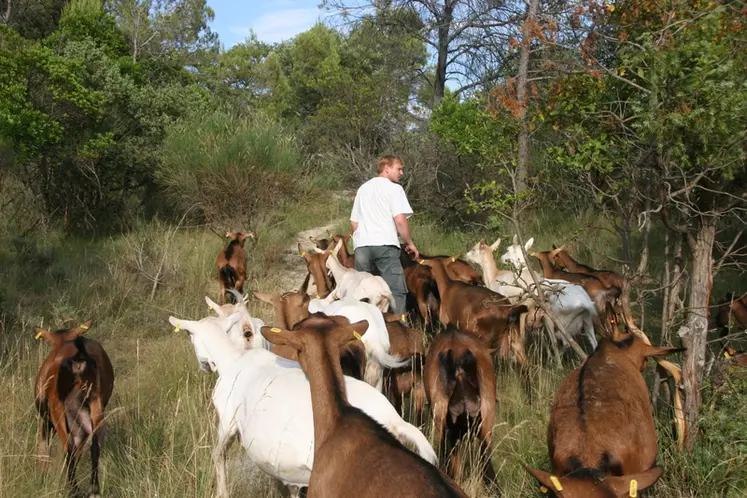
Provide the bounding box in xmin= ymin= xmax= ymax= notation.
xmin=299 ymin=243 xmax=334 ymax=298
xmin=530 ymin=249 xmax=620 ymax=318
xmin=382 ymin=313 xmax=426 ymax=416
xmin=551 ymin=246 xmax=624 ymax=291
xmin=253 ymin=287 xmax=366 ymax=380
xmin=216 ymin=231 xmax=254 ymax=304
xmin=34 ymin=321 xmax=114 ymax=498
xmin=403 ymin=246 xmax=484 ymax=286
xmin=260 ymin=319 xmax=469 ymax=498
xmin=525 ymin=333 xmax=679 ymax=497
xmin=401 ymin=255 xmax=440 ymax=331
xmin=714 ymin=292 xmax=747 ymax=338
xmin=424 ymin=327 xmax=496 ymax=486
xmin=418 ymin=258 xmax=528 ymax=363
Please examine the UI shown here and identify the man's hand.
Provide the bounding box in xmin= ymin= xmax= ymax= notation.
xmin=405 ymin=242 xmax=419 ymax=260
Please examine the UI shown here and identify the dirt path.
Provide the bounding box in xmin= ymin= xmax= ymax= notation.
xmin=276 ymin=217 xmax=347 ymax=292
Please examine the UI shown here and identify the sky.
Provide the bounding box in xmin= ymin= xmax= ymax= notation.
xmin=209 ymin=0 xmax=330 ymax=49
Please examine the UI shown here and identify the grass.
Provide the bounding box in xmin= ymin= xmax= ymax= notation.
xmin=0 ymin=199 xmax=745 ymax=497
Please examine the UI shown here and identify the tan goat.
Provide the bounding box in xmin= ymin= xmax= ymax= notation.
xmin=424 ymin=327 xmax=496 ymax=486
xmin=260 ymin=319 xmax=469 ymax=498
xmin=418 ymin=257 xmax=528 ymax=363
xmin=525 ymin=331 xmax=680 ymax=496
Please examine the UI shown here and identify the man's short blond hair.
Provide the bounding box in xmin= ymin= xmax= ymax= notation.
xmin=377 ymin=155 xmax=403 ymax=174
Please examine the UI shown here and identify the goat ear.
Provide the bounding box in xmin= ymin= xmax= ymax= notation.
xmin=298 ymin=243 xmax=308 ymax=258
xmin=331 ymin=238 xmax=343 ymax=257
xmin=253 ymin=292 xmax=278 ymax=306
xmin=326 ymin=229 xmax=334 ymax=238
xmin=226 ymin=231 xmax=235 ymax=239
xmin=643 ymin=344 xmax=685 ymax=359
xmin=169 ymin=316 xmax=193 ymax=334
xmin=524 ymin=237 xmax=534 ymax=250
xmin=523 ymin=466 xmax=558 ymax=493
xmin=309 ymin=235 xmax=317 ymax=242
xmin=490 ymin=238 xmax=501 ymax=251
xmin=205 ymin=296 xmax=224 ymax=316
xmin=604 ymin=467 xmax=663 ymax=496
xmin=339 ymin=320 xmax=370 ymax=345
xmin=34 ymin=327 xmax=53 ymax=342
xmin=260 ymin=326 xmax=302 ymax=350
xmin=73 ymin=320 xmax=92 ymax=334
xmin=479 ymin=239 xmax=486 ymax=248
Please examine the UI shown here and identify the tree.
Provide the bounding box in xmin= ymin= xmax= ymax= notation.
xmin=547 ymin=0 xmax=746 ymax=447
xmin=323 ymin=0 xmax=516 ymax=106
xmin=104 ymin=0 xmax=218 ymax=63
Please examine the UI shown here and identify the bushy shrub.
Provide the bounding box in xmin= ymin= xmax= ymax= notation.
xmin=156 ymin=111 xmax=304 ymax=228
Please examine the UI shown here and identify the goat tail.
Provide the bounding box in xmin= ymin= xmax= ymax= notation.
xmin=366 ymin=339 xmax=410 ymax=369
xmin=392 ymin=421 xmax=438 ymax=465
xmin=219 ymin=265 xmax=238 ymax=291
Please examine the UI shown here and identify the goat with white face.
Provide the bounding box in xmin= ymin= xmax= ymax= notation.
xmin=168 ymin=313 xmax=435 ymax=498
xmin=205 ymin=290 xmax=267 ymax=350
xmin=499 ymin=236 xmax=599 ymax=351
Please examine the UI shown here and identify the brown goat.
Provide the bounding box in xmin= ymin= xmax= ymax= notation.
xmin=216 ymin=231 xmax=254 ymax=304
xmin=299 ymin=243 xmax=334 ymax=298
xmin=34 ymin=321 xmax=114 ymax=498
xmin=382 ymin=313 xmax=427 ymax=416
xmin=424 ymin=327 xmax=496 ymax=486
xmin=418 ymin=258 xmax=528 ymax=363
xmin=551 ymin=245 xmax=624 ymax=291
xmin=714 ymin=292 xmax=747 ymax=338
xmin=525 ymin=333 xmax=679 ymax=497
xmin=252 ymin=288 xmax=366 ymax=380
xmin=530 ymin=249 xmax=620 ymax=318
xmin=260 ymin=319 xmax=469 ymax=498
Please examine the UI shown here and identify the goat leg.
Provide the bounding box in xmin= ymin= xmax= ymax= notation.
xmin=212 ymin=425 xmax=237 ymax=498
xmin=88 ymin=398 xmax=104 ymax=498
xmin=65 ymin=440 xmax=81 ymax=498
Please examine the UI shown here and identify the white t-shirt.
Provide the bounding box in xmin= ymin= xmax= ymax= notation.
xmin=350 ymin=177 xmax=413 ymax=249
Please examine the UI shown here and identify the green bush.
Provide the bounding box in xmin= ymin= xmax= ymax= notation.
xmin=156 ymin=111 xmax=304 ymax=228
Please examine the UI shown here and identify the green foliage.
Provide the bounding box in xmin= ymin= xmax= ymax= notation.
xmin=156 ymin=110 xmax=303 ymax=227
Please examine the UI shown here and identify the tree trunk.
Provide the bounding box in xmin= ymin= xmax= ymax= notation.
xmin=433 ymin=1 xmax=454 ymax=106
xmin=679 ymin=218 xmax=715 ymax=449
xmin=514 ymin=0 xmax=539 ymax=195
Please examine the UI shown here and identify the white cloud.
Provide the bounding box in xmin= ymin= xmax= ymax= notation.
xmin=231 ymin=8 xmax=322 ymax=45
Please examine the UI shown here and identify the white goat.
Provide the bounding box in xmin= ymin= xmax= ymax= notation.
xmin=309 ymin=297 xmax=407 ymax=391
xmin=317 ymin=239 xmax=395 ymax=312
xmin=168 ymin=313 xmax=436 ymax=498
xmin=205 ymin=290 xmax=267 ymax=350
xmin=496 ymin=237 xmax=599 ymax=350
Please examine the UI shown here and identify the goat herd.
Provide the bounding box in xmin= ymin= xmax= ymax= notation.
xmin=31 ymin=230 xmax=747 ymax=498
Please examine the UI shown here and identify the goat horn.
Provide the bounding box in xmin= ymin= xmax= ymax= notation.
xmin=513 ymin=234 xmax=518 ymax=245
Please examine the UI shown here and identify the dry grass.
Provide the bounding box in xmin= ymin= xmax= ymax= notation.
xmin=0 ymin=204 xmax=744 ymax=498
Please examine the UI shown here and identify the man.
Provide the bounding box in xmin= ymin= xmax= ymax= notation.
xmin=350 ymin=155 xmax=419 ymax=315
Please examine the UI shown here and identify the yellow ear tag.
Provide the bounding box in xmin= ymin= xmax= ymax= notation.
xmin=353 ymin=331 xmax=362 ymax=341
xmin=401 ymin=314 xmax=406 ymax=322
xmin=300 ymin=251 xmax=306 ymax=257
xmin=316 ymin=295 xmax=321 ymax=299
xmin=173 ymin=323 xmax=182 ymax=333
xmin=724 ymin=351 xmax=732 ymax=358
xmin=79 ymin=324 xmax=89 ymax=330
xmin=451 ymin=256 xmax=456 ymax=262
xmin=35 ymin=331 xmax=43 ymax=340
xmin=629 ymin=479 xmax=638 ymax=497
xmin=550 ymin=476 xmax=563 ymax=491
xmin=270 ymin=327 xmax=281 ymax=333
xmin=539 ymin=485 xmax=548 ymax=494
xmin=418 ymin=259 xmax=424 ymax=265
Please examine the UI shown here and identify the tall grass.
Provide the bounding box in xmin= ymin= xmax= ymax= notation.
xmin=0 ymin=200 xmax=744 ymax=497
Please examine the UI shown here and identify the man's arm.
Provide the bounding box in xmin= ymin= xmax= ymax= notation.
xmin=394 ymin=213 xmax=419 ymax=259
